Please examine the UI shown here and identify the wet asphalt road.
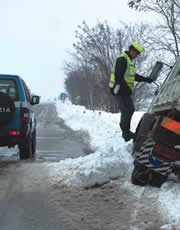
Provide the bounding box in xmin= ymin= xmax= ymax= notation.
xmin=0 ymin=103 xmax=94 ymax=230
xmin=35 ymin=103 xmax=92 ymax=162
xmin=0 ymin=103 xmax=165 ymax=230
xmin=0 ymin=102 xmax=92 ymax=161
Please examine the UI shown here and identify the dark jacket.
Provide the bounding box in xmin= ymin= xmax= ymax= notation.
xmin=112 ymin=51 xmax=149 ymax=96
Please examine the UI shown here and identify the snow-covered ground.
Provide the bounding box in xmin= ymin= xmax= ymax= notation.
xmin=49 ymin=100 xmax=180 ymax=229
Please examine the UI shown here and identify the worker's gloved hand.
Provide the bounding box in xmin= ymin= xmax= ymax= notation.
xmin=145 ymin=78 xmax=153 ymax=83
xmin=113 ymin=84 xmax=120 ymax=95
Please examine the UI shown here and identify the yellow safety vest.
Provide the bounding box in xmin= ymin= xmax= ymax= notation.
xmin=109 ymin=52 xmax=136 ymax=91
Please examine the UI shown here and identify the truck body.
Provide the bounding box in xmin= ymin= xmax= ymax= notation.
xmin=151 ymin=56 xmax=180 ymax=113
xmin=132 ymin=56 xmax=180 ymax=187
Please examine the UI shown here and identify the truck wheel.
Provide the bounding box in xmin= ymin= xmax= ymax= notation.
xmin=131 ymin=162 xmax=150 ymax=186
xmin=19 ymin=135 xmax=33 ymax=160
xmin=132 ymin=136 xmax=171 ymax=187
xmin=131 ymin=162 xmax=168 ymax=187
xmin=32 ymin=130 xmax=36 ymax=158
xmin=133 ymin=113 xmax=155 ymax=152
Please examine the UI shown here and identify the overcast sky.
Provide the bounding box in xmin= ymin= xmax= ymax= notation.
xmin=0 ymin=0 xmax=155 ymax=101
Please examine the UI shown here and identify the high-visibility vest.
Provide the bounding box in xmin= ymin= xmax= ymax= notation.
xmin=109 ymin=52 xmax=136 ymax=91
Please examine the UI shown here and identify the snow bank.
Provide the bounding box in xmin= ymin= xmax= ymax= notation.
xmin=48 ymin=100 xmax=180 ymax=228
xmin=49 ymin=101 xmax=143 ymax=188
xmin=158 ymin=182 xmax=180 ymax=228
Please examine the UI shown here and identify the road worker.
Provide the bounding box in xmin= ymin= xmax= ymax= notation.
xmin=109 ymin=42 xmax=153 ymax=141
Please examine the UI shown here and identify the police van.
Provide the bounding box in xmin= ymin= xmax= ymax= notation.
xmin=0 ymin=74 xmax=40 ymax=159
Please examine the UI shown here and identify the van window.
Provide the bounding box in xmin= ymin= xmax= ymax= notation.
xmin=0 ymin=79 xmax=19 ymax=101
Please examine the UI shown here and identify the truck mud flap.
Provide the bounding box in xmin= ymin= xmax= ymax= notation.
xmin=132 ymin=136 xmax=172 ymax=185
xmin=131 ymin=162 xmax=168 ymax=187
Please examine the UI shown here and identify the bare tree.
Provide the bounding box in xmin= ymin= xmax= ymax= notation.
xmin=129 ymin=0 xmax=180 ymax=9
xmin=64 ymin=21 xmax=154 ymax=112
xmin=128 ymin=0 xmax=180 ymax=59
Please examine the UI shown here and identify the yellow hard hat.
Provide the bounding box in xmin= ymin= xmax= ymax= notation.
xmin=131 ymin=42 xmax=145 ymax=53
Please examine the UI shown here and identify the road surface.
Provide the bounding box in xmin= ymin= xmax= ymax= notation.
xmin=0 ymin=103 xmax=166 ymax=230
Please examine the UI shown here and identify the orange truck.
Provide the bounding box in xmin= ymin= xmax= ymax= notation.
xmin=132 ymin=57 xmax=180 ymax=187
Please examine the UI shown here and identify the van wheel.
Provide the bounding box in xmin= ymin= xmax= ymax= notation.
xmin=32 ymin=131 xmax=36 ymax=158
xmin=19 ymin=135 xmax=33 ymax=159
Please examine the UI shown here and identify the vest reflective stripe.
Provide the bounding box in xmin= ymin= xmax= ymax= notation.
xmin=109 ymin=62 xmax=116 ymax=88
xmin=121 ymin=53 xmax=135 ymax=91
xmin=109 ymin=52 xmax=136 ymax=91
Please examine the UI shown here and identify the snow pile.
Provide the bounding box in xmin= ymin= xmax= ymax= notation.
xmin=159 ymin=182 xmax=180 ymax=228
xmin=49 ymin=100 xmax=143 ymax=188
xmin=47 ymin=100 xmax=180 ymax=228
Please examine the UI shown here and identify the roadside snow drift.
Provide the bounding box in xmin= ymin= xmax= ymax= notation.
xmin=47 ymin=100 xmax=180 ymax=229
xmin=49 ymin=101 xmax=143 ymax=188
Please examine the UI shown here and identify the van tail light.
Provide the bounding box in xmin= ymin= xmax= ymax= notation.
xmin=21 ymin=108 xmax=29 ymax=123
xmin=9 ymin=131 xmax=20 ymax=135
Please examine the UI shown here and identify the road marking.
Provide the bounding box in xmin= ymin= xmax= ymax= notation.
xmin=0 ymin=153 xmax=17 ymax=156
xmin=37 ymin=137 xmax=61 ymax=140
xmin=37 ymin=150 xmax=63 ymax=153
xmin=38 ymin=156 xmax=58 ymax=161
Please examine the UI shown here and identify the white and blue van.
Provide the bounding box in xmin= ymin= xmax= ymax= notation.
xmin=0 ymin=74 xmax=40 ymax=159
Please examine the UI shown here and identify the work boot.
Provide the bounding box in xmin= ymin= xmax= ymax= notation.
xmin=122 ymin=131 xmax=135 ymax=142
xmin=120 ymin=123 xmax=135 ymax=142
xmin=129 ymin=130 xmax=135 ymax=138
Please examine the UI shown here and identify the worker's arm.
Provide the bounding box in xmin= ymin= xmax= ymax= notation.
xmin=135 ymin=73 xmax=153 ymax=83
xmin=114 ymin=57 xmax=132 ymax=94
xmin=115 ymin=57 xmax=127 ymax=84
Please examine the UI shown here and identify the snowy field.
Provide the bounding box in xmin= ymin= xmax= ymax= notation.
xmin=49 ymin=100 xmax=180 ymax=229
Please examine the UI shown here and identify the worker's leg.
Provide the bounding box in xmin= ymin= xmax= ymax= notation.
xmin=115 ymin=95 xmax=135 ymax=141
